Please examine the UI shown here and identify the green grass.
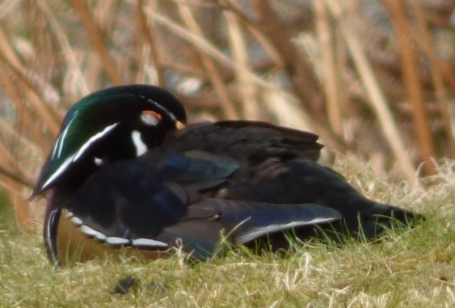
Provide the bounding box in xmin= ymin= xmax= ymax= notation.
xmin=1 ymin=158 xmax=455 ymax=307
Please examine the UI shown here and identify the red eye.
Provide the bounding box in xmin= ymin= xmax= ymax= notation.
xmin=140 ymin=110 xmax=162 ymax=126
xmin=141 ymin=110 xmax=162 ymax=120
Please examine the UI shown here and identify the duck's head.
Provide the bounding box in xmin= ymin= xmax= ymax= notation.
xmin=32 ymin=84 xmax=186 ymax=197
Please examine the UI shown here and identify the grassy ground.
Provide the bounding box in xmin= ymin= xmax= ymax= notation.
xmin=1 ymin=157 xmax=454 ymax=308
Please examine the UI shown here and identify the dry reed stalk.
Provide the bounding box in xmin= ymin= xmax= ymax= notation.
xmin=0 ymin=164 xmax=34 ymax=190
xmin=0 ymin=117 xmax=41 ymax=154
xmin=383 ymin=0 xmax=436 ymax=175
xmin=70 ymin=0 xmax=123 ymax=86
xmin=247 ymin=1 xmax=348 ymax=153
xmin=324 ymin=0 xmax=418 ymax=183
xmin=242 ymin=22 xmax=284 ymax=69
xmin=0 ymin=141 xmax=33 ymax=188
xmin=36 ymin=0 xmax=89 ymax=95
xmin=225 ymin=1 xmax=261 ymax=120
xmin=177 ymin=2 xmax=239 ymax=119
xmin=249 ymin=0 xmax=323 ymax=111
xmin=0 ymin=66 xmax=48 ymax=150
xmin=0 ymin=140 xmax=30 ymax=229
xmin=0 ymin=0 xmax=21 ymax=21
xmin=137 ymin=0 xmax=163 ymax=86
xmin=313 ymin=0 xmax=343 ymax=136
xmin=0 ymin=28 xmax=61 ymax=138
xmin=0 ymin=177 xmax=29 ymax=229
xmin=411 ymin=0 xmax=455 ymax=158
xmin=0 ymin=138 xmax=30 ymax=179
xmin=263 ymin=87 xmax=314 ymax=133
xmin=377 ymin=4 xmax=455 ymax=94
xmin=149 ymin=10 xmax=277 ymax=90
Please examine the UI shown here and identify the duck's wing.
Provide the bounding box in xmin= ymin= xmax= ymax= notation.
xmin=164 ymin=120 xmax=324 ymax=162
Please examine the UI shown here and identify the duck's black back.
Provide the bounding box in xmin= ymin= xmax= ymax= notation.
xmin=145 ymin=121 xmax=417 ymax=240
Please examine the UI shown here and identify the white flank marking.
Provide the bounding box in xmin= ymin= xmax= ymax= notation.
xmin=45 ymin=208 xmax=60 ymax=263
xmin=67 ymin=211 xmax=167 ymax=248
xmin=73 ymin=122 xmax=119 ymax=162
xmin=131 ymin=130 xmax=147 ymax=156
xmin=106 ymin=237 xmax=130 ymax=245
xmin=236 ymin=217 xmax=338 ymax=244
xmin=132 ymin=238 xmax=168 ymax=248
xmin=80 ymin=225 xmax=107 ymax=241
xmin=70 ymin=216 xmax=83 ymax=226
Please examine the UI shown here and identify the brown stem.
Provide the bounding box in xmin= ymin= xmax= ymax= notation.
xmin=383 ymin=0 xmax=436 ymax=175
xmin=70 ymin=0 xmax=123 ymax=85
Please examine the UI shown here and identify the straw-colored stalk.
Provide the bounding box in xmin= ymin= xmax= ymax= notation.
xmin=324 ymin=0 xmax=418 ymax=184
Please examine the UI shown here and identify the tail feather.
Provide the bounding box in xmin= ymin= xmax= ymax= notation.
xmin=359 ymin=203 xmax=424 ymax=240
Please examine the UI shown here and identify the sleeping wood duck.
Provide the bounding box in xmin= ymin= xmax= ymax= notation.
xmin=32 ymin=84 xmax=422 ymax=265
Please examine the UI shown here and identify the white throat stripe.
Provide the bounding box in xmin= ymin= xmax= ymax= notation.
xmin=131 ymin=130 xmax=147 ymax=156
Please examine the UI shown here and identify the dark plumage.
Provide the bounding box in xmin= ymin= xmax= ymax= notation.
xmin=33 ymin=84 xmax=422 ymax=265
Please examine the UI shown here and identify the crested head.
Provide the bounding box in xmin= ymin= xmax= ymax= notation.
xmin=32 ymin=84 xmax=186 ymax=197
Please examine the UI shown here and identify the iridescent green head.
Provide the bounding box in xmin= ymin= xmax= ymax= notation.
xmin=32 ymin=84 xmax=186 ymax=196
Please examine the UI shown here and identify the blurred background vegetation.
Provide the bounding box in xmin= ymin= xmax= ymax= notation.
xmin=0 ymin=0 xmax=454 ymax=230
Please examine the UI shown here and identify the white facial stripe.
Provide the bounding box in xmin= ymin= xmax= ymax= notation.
xmin=73 ymin=122 xmax=119 ymax=162
xmin=41 ymin=156 xmax=74 ymax=191
xmin=57 ymin=116 xmax=77 ymax=158
xmin=132 ymin=238 xmax=168 ymax=248
xmin=42 ymin=123 xmax=119 ymax=191
xmin=236 ymin=217 xmax=338 ymax=244
xmin=131 ymin=130 xmax=147 ymax=156
xmin=51 ymin=113 xmax=78 ymax=159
